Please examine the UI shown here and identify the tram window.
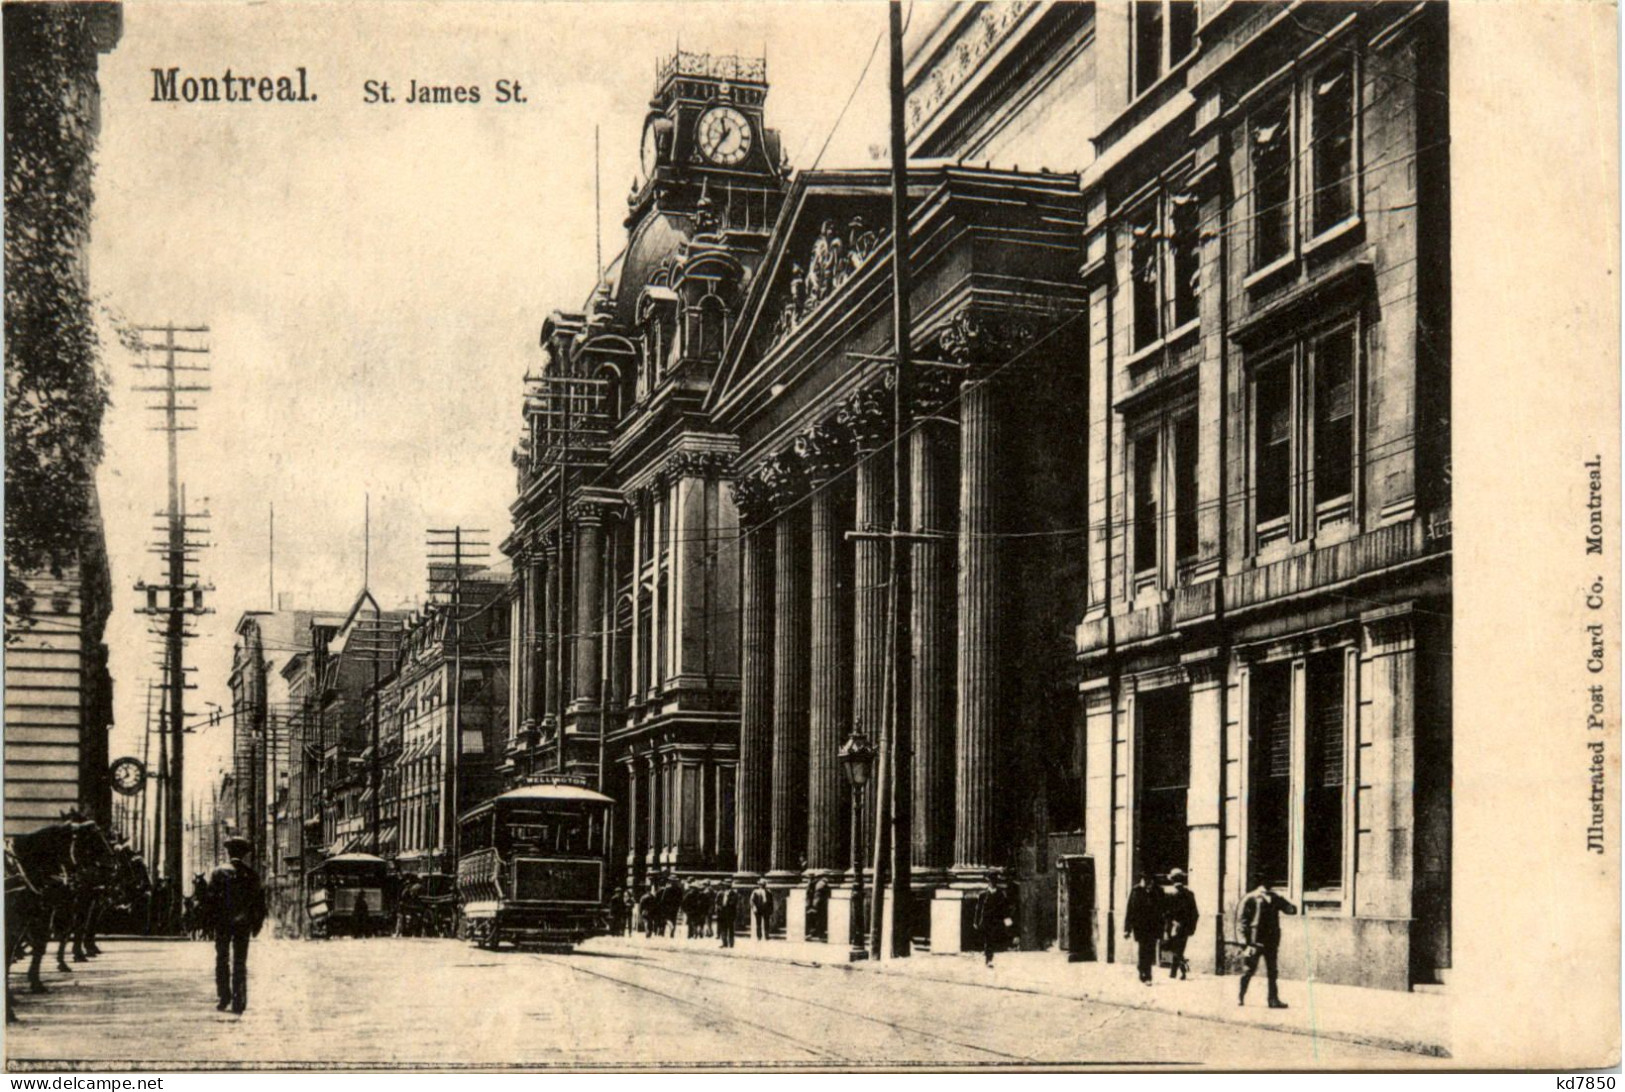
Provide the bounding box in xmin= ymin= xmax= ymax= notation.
xmin=508 ymin=811 xmax=594 ymax=854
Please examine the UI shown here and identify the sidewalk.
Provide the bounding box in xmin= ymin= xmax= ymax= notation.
xmin=584 ymin=931 xmax=1449 ymax=1058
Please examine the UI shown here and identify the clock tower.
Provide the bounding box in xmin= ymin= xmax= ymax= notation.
xmin=628 ymin=50 xmax=787 ymax=230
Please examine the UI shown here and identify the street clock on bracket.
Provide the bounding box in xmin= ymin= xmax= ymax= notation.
xmin=110 ymin=756 xmax=147 ymax=796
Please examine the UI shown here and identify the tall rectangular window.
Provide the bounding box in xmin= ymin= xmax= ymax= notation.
xmin=1313 ymin=326 xmax=1356 ymax=507
xmin=1131 ymin=205 xmax=1161 ymax=349
xmin=1170 ymin=194 xmax=1201 ymax=329
xmin=1251 ymin=98 xmax=1293 ymax=268
xmin=1248 ymin=662 xmax=1292 ymax=888
xmin=1133 ymin=1 xmax=1164 ymax=96
xmin=1311 ymin=59 xmax=1356 ymax=236
xmin=1169 ymin=1 xmax=1197 ymax=66
xmin=1304 ymin=651 xmax=1346 ymax=891
xmin=1254 ymin=361 xmax=1292 ymax=529
xmin=1132 ymin=433 xmax=1159 ymax=574
xmin=1173 ymin=413 xmax=1199 ymax=564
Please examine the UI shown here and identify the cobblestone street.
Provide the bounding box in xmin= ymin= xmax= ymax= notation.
xmin=6 ymin=938 xmax=1434 ymax=1070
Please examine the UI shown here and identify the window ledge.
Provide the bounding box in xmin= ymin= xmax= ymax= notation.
xmin=1166 ymin=317 xmax=1201 ymax=349
xmin=1303 ymin=216 xmax=1364 ymax=261
xmin=1243 ymin=251 xmax=1297 ymax=293
xmin=1125 ymin=337 xmax=1168 ymax=369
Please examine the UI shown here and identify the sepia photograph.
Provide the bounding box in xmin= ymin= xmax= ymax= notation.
xmin=0 ymin=0 xmax=1616 ymax=1073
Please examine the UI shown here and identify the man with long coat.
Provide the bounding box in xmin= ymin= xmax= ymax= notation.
xmin=714 ymin=881 xmax=738 ymax=948
xmin=1123 ymin=872 xmax=1164 ymax=985
xmin=207 ymin=836 xmax=267 ymax=1015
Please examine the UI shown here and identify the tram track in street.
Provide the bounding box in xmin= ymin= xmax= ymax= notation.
xmin=542 ymin=955 xmax=841 ymax=1062
xmin=536 ymin=950 xmax=1036 ymax=1064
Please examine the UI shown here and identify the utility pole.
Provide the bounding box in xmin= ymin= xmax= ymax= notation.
xmin=880 ymin=0 xmax=916 ymax=961
xmin=131 ymin=323 xmax=212 ymax=898
xmin=427 ymin=527 xmax=490 ymax=867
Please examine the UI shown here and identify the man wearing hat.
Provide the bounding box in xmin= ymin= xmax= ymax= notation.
xmin=208 ymin=836 xmax=267 ymax=1014
xmin=714 ymin=879 xmax=738 ymax=948
xmin=1123 ymin=871 xmax=1164 ymax=984
xmin=1162 ymin=868 xmax=1199 ymax=980
xmin=749 ymin=878 xmax=774 ymax=941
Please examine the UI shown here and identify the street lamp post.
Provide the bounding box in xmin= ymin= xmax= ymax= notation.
xmin=839 ymin=728 xmax=876 ymax=963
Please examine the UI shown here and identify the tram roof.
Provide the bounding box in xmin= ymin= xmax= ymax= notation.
xmin=324 ymin=852 xmax=388 ymax=864
xmin=461 ymin=783 xmax=612 ymax=820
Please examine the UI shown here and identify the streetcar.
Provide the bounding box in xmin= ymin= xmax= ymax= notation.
xmin=456 ymin=779 xmax=614 ymax=951
xmin=307 ymin=852 xmax=393 ymax=938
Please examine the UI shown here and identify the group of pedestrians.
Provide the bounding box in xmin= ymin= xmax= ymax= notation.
xmin=1124 ymin=869 xmax=1297 ymax=1008
xmin=609 ymin=875 xmax=785 ymax=947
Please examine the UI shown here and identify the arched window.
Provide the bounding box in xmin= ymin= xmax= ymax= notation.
xmin=698 ymin=294 xmax=727 ymax=360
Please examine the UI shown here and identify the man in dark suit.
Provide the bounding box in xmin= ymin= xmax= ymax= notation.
xmin=749 ymin=879 xmax=774 ymax=941
xmin=1237 ymin=881 xmax=1297 ymax=1008
xmin=714 ymin=880 xmax=737 ymax=948
xmin=1123 ymin=872 xmax=1164 ymax=984
xmin=974 ymin=872 xmax=1014 ymax=967
xmin=208 ymin=836 xmax=267 ymax=1015
xmin=1162 ymin=868 xmax=1199 ymax=980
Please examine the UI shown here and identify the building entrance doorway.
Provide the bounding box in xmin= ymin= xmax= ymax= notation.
xmin=1134 ymin=687 xmax=1190 ymax=880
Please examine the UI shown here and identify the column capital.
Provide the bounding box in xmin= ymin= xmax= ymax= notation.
xmin=1180 ymin=649 xmax=1227 ymax=689
xmin=836 ymin=381 xmax=893 ymax=453
xmin=759 ymin=449 xmax=808 ymax=512
xmin=730 ymin=472 xmax=775 ymax=527
xmin=937 ymin=308 xmax=1037 ymax=372
xmin=793 ymin=421 xmax=852 ymax=485
xmin=568 ymin=500 xmax=609 ymax=527
xmin=667 ymin=448 xmax=736 ymax=483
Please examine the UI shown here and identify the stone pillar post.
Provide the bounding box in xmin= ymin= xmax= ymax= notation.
xmin=838 ymin=384 xmax=891 ymax=877
xmin=542 ymin=533 xmax=560 ymax=732
xmin=768 ymin=456 xmax=810 ymax=882
xmin=911 ymin=372 xmax=958 ymax=881
xmin=798 ymin=424 xmax=852 ymax=883
xmin=573 ymin=506 xmax=605 ymax=705
xmin=954 ymin=369 xmax=999 ymax=877
xmin=732 ymin=475 xmax=775 ymax=879
xmin=1182 ymin=649 xmax=1226 ymax=973
xmin=524 ymin=554 xmax=544 ymax=732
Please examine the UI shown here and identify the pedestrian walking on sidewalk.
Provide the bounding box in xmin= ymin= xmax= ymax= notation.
xmin=638 ymin=886 xmax=658 ymax=937
xmin=974 ymin=871 xmax=1014 ymax=967
xmin=1237 ymin=881 xmax=1296 ymax=1008
xmin=1124 ymin=872 xmax=1164 ymax=985
xmin=750 ymin=879 xmax=774 ymax=940
xmin=1162 ymin=868 xmax=1198 ymax=980
xmin=207 ymin=836 xmax=267 ymax=1015
xmin=715 ymin=880 xmax=738 ymax=948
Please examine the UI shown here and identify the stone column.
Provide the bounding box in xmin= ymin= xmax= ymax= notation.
xmin=798 ymin=424 xmax=852 ymax=879
xmin=954 ymin=369 xmax=999 ymax=877
xmin=542 ymin=532 xmax=560 ymax=731
xmin=573 ymin=506 xmax=605 ymax=705
xmin=768 ymin=458 xmax=810 ymax=880
xmin=838 ymin=384 xmax=891 ymax=877
xmin=911 ymin=371 xmax=958 ymax=880
xmin=732 ymin=475 xmax=775 ymax=878
xmin=525 ymin=555 xmax=544 ymax=731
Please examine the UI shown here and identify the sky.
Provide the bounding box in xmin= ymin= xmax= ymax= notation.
xmin=88 ymin=1 xmax=903 ymax=839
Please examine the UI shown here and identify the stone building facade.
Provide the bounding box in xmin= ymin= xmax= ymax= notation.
xmin=491 ymin=3 xmax=1451 ymax=988
xmin=1071 ymin=1 xmax=1451 ymax=990
xmin=500 ymin=50 xmax=789 ymax=889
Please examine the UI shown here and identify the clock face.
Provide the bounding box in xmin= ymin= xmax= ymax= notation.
xmin=110 ymin=757 xmax=146 ymax=796
xmin=640 ymin=120 xmax=661 ymax=179
xmin=698 ymin=106 xmax=752 ymax=166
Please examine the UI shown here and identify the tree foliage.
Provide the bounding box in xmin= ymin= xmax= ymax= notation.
xmin=4 ymin=3 xmax=114 ymax=630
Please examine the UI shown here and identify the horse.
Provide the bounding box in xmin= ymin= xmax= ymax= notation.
xmin=50 ymin=823 xmax=119 ymax=972
xmin=5 ymin=821 xmax=108 ymax=1021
